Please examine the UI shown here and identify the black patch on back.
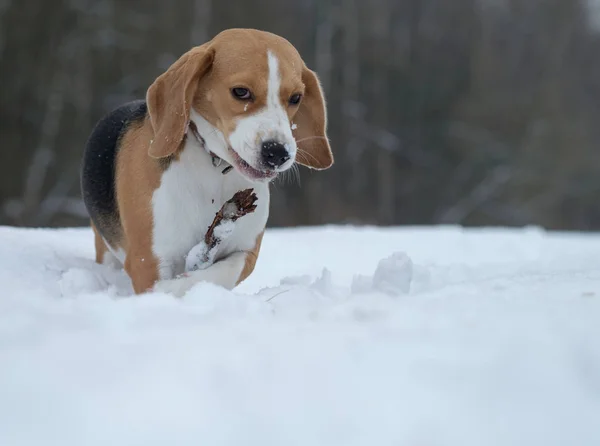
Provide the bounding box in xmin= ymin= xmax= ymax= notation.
xmin=80 ymin=100 xmax=147 ymax=243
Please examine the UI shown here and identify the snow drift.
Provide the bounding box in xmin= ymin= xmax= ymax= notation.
xmin=1 ymin=225 xmax=599 ymax=446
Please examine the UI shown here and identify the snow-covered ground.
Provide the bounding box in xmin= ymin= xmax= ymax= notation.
xmin=1 ymin=225 xmax=599 ymax=446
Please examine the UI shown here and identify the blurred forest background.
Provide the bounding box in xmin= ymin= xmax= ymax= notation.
xmin=2 ymin=0 xmax=600 ymax=229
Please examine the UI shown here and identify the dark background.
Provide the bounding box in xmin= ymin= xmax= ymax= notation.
xmin=2 ymin=0 xmax=600 ymax=229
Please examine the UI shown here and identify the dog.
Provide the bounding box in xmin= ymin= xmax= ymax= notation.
xmin=80 ymin=28 xmax=333 ymax=296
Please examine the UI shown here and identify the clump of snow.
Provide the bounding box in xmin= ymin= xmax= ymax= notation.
xmin=185 ymin=240 xmax=212 ymax=272
xmin=221 ymin=201 xmax=240 ymax=218
xmin=291 ymin=123 xmax=297 ymax=130
xmin=279 ymin=274 xmax=312 ymax=286
xmin=213 ymin=219 xmax=235 ymax=239
xmin=59 ymin=267 xmax=108 ymax=297
xmin=352 ymin=251 xmax=413 ymax=295
xmin=1 ymin=225 xmax=600 ymax=446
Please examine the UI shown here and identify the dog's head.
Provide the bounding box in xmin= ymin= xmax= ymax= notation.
xmin=146 ymin=28 xmax=333 ymax=182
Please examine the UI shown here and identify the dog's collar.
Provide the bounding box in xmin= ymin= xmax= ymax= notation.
xmin=188 ymin=121 xmax=233 ymax=175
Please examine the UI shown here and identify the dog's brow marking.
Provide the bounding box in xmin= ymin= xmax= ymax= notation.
xmin=267 ymin=50 xmax=283 ymax=112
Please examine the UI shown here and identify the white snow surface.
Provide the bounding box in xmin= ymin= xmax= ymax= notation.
xmin=1 ymin=224 xmax=600 ymax=446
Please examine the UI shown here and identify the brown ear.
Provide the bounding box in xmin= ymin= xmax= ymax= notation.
xmin=293 ymin=67 xmax=334 ymax=170
xmin=146 ymin=45 xmax=214 ymax=158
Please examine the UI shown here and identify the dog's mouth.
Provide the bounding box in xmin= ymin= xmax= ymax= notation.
xmin=227 ymin=147 xmax=278 ymax=182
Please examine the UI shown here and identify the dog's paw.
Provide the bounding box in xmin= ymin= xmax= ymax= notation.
xmin=185 ymin=241 xmax=216 ymax=273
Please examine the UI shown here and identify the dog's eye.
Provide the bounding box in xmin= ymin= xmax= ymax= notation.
xmin=289 ymin=93 xmax=302 ymax=106
xmin=232 ymin=87 xmax=252 ymax=100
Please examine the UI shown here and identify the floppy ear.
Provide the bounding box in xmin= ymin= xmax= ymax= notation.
xmin=146 ymin=45 xmax=214 ymax=158
xmin=292 ymin=67 xmax=334 ymax=170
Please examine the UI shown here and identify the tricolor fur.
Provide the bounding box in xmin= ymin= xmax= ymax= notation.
xmin=81 ymin=28 xmax=333 ymax=296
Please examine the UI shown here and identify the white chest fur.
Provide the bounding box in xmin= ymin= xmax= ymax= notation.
xmin=151 ymin=136 xmax=270 ymax=280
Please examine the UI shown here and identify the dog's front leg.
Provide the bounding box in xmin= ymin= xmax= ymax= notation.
xmin=125 ymin=249 xmax=161 ymax=295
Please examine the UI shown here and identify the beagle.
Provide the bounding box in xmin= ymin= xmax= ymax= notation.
xmin=80 ymin=28 xmax=333 ymax=296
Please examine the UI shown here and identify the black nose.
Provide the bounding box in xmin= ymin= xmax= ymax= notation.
xmin=261 ymin=140 xmax=290 ymax=168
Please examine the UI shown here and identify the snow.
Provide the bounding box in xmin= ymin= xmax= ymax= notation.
xmin=1 ymin=224 xmax=600 ymax=446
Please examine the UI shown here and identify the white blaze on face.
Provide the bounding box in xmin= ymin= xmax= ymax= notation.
xmin=228 ymin=50 xmax=297 ymax=170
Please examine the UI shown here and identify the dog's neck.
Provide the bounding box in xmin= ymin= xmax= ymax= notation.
xmin=188 ymin=119 xmax=233 ymax=175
